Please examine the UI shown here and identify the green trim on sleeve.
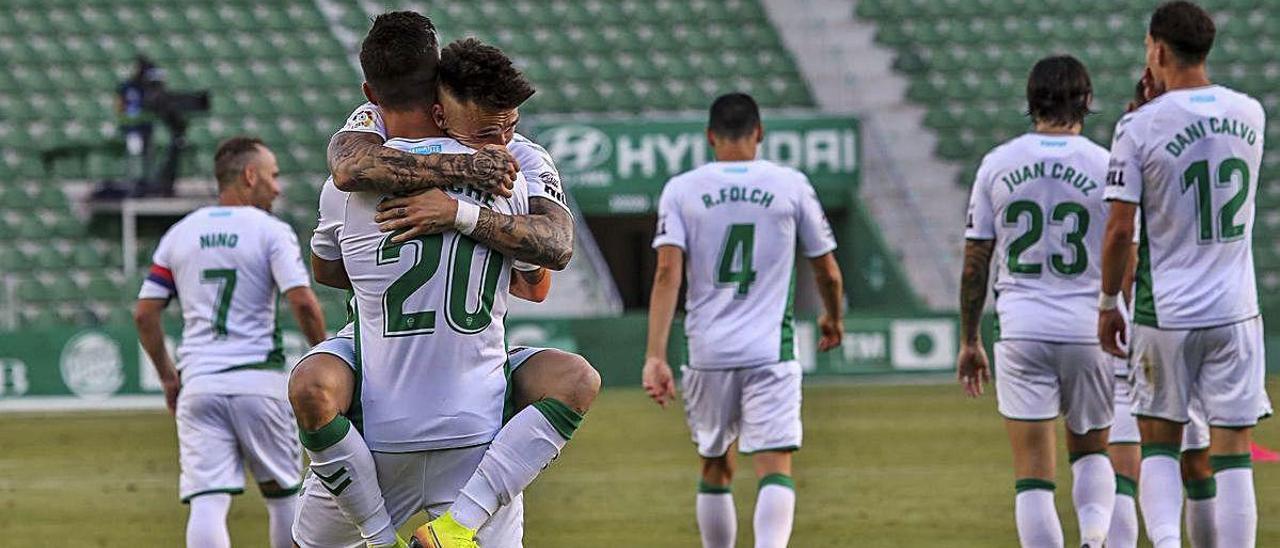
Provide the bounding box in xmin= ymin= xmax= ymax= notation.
xmin=1210 ymin=453 xmax=1253 ymax=473
xmin=181 ymin=487 xmax=245 ymax=504
xmin=759 ymin=473 xmax=795 ymax=491
xmin=531 ymin=398 xmax=584 ymax=441
xmin=1014 ymin=478 xmax=1055 ymax=493
xmin=299 ymin=415 xmax=351 ymax=452
xmin=1184 ymin=477 xmax=1217 ymax=500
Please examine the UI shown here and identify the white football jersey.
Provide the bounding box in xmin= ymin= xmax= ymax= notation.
xmin=966 ymin=133 xmax=1111 ymax=344
xmin=1105 ymin=85 xmax=1265 ymax=329
xmin=652 ymin=159 xmax=836 ymax=369
xmin=139 ymin=206 xmax=311 ymax=397
xmin=336 ymin=102 xmax=569 ymax=214
xmin=341 ymin=137 xmax=530 ymax=452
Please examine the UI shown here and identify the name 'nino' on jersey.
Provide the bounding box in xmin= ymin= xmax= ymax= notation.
xmin=139 ymin=206 xmax=311 ymax=396
xmin=1105 ymin=85 xmax=1266 ymax=329
xmin=653 ymin=159 xmax=836 ymax=369
xmin=966 ymin=133 xmax=1111 ymax=344
xmin=340 ymin=137 xmax=530 ymax=453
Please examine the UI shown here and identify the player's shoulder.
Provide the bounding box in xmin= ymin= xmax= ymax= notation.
xmin=1217 ymin=85 xmax=1266 ymax=118
xmin=508 ymin=133 xmax=558 ymax=172
xmin=978 ymin=133 xmax=1032 ymax=169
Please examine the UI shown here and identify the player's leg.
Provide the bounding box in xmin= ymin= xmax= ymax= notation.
xmin=1059 ymin=343 xmax=1115 ymax=548
xmin=1201 ymin=318 xmax=1271 ymax=548
xmin=418 ymin=445 xmax=524 ymax=548
xmin=1131 ymin=325 xmax=1192 ymax=548
xmin=176 ymin=394 xmax=244 ymax=548
xmin=993 ymin=341 xmax=1063 ymax=547
xmin=288 ymin=339 xmax=400 ymax=546
xmin=738 ymin=361 xmax=802 ymax=548
xmin=229 ymin=395 xmax=305 ymax=548
xmin=1107 ymin=369 xmax=1142 ymax=548
xmin=442 ymin=348 xmax=601 ymax=536
xmin=699 ymin=452 xmax=739 ymax=548
xmin=294 ymin=451 xmax=425 ymax=548
xmin=1181 ymin=402 xmax=1214 ymax=548
xmin=682 ymin=366 xmax=742 ymax=548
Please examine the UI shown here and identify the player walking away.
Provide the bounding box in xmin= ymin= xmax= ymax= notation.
xmin=134 ymin=137 xmax=327 ymax=548
xmin=1106 ymin=70 xmax=1217 ymax=548
xmin=956 ymin=56 xmax=1116 ymax=548
xmin=643 ymin=93 xmax=845 ymax=548
xmin=1098 ymin=3 xmax=1270 ymax=547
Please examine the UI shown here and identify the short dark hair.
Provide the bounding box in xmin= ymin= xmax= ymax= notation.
xmin=708 ymin=93 xmax=760 ymax=140
xmin=438 ymin=38 xmax=535 ymax=110
xmin=359 ymin=11 xmax=439 ymax=111
xmin=1149 ymin=1 xmax=1215 ymax=65
xmin=214 ymin=136 xmax=266 ymax=189
xmin=1026 ymin=55 xmax=1092 ymax=127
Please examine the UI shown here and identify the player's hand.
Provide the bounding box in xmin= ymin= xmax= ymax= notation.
xmin=817 ymin=313 xmax=843 ymax=352
xmin=161 ymin=375 xmax=181 ymax=415
xmin=955 ymin=343 xmax=989 ymax=398
xmin=375 ymin=190 xmax=458 ymax=243
xmin=1098 ymin=308 xmax=1128 ymax=358
xmin=463 ymin=145 xmax=518 ymax=198
xmin=642 ymin=357 xmax=677 ymax=409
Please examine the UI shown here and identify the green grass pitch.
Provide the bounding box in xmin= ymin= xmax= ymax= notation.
xmin=3 ymin=382 xmax=1279 ymax=546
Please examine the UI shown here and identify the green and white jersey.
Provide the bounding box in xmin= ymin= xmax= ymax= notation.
xmin=1105 ymin=85 xmax=1265 ymax=329
xmin=652 ymin=159 xmax=836 ymax=369
xmin=340 ymin=137 xmax=529 ymax=452
xmin=138 ymin=206 xmax=311 ymax=398
xmin=966 ymin=133 xmax=1111 ymax=344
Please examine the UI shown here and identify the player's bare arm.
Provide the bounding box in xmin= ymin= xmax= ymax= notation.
xmin=509 ymin=267 xmax=551 ymax=302
xmin=311 ymin=255 xmax=351 ymax=290
xmin=1098 ymin=201 xmax=1138 ymax=358
xmin=642 ymin=245 xmax=683 ymax=408
xmin=808 ymin=252 xmax=845 ymax=352
xmin=284 ymin=287 xmax=328 ymax=346
xmin=956 ymin=238 xmax=994 ymax=397
xmin=134 ymin=298 xmax=180 ymax=413
xmin=374 ymin=194 xmax=575 ymax=271
xmin=327 ymin=131 xmax=518 ymax=197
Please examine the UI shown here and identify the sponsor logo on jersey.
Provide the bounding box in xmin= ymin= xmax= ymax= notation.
xmin=60 ymin=331 xmax=124 ymax=399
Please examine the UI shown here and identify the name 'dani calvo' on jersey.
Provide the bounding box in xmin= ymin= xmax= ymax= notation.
xmin=1162 ymin=116 xmax=1259 ymax=158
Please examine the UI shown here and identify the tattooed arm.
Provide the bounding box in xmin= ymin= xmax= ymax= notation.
xmin=326 ymin=131 xmax=519 ymax=196
xmin=374 ymin=194 xmax=575 ymax=271
xmin=956 ymin=238 xmax=995 ymax=397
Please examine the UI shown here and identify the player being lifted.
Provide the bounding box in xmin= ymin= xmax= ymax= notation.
xmin=643 ymin=93 xmax=845 ymax=548
xmin=956 ymin=56 xmax=1116 ymax=548
xmin=1098 ymin=3 xmax=1270 ymax=547
xmin=290 ymin=15 xmax=598 ymax=548
xmin=1105 ymin=69 xmax=1216 ymax=548
xmin=134 ymin=137 xmax=328 ymax=548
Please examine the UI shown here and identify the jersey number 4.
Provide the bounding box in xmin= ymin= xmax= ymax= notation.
xmin=379 ymin=233 xmax=504 ymax=337
xmin=1004 ymin=201 xmax=1089 ymax=277
xmin=717 ymin=223 xmax=757 ymax=296
xmin=1182 ymin=157 xmax=1249 ymax=243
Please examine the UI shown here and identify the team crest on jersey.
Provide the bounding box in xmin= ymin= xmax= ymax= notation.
xmin=345 ymin=110 xmax=376 ymax=130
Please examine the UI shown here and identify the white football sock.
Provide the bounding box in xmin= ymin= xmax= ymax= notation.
xmin=451 ymin=399 xmax=582 ymax=530
xmin=753 ymin=476 xmax=795 ymax=548
xmin=1183 ymin=477 xmax=1216 ymax=548
xmin=1070 ymin=453 xmax=1115 ymax=547
xmin=696 ymin=486 xmax=737 ymax=548
xmin=1139 ymin=446 xmax=1182 ymax=548
xmin=1107 ymin=491 xmax=1139 ymax=548
xmin=300 ymin=415 xmax=397 ymax=545
xmin=1014 ymin=480 xmax=1063 ymax=548
xmin=186 ymin=493 xmax=232 ymax=548
xmin=1213 ymin=455 xmax=1256 ymax=548
xmin=263 ymin=494 xmax=298 ymax=548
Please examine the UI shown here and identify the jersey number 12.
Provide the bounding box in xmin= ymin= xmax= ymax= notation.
xmin=1182 ymin=157 xmax=1249 ymax=243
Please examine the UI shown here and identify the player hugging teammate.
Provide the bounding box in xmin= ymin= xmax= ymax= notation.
xmin=958 ymin=2 xmax=1270 ymax=548
xmin=287 ymin=12 xmax=600 ymax=548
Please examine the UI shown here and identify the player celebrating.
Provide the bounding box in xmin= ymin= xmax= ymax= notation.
xmin=1098 ymin=2 xmax=1270 ymax=547
xmin=956 ymin=56 xmax=1115 ymax=548
xmin=134 ymin=137 xmax=327 ymax=548
xmin=643 ymin=92 xmax=845 ymax=548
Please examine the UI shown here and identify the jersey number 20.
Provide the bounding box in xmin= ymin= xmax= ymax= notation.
xmin=379 ymin=233 xmax=504 ymax=337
